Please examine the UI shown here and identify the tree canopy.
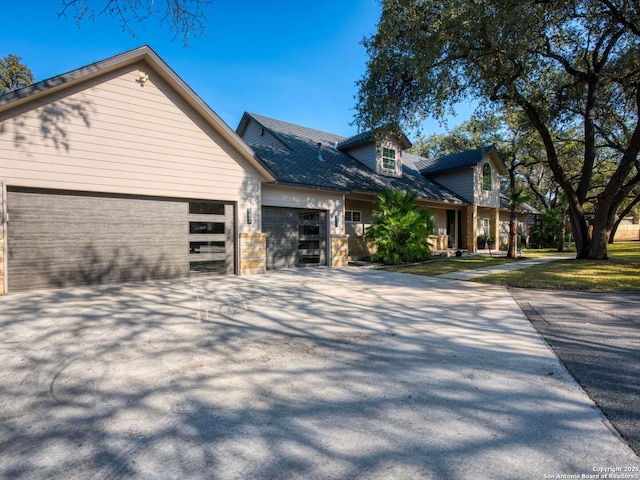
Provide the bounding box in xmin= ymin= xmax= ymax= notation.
xmin=58 ymin=0 xmax=212 ymax=44
xmin=355 ymin=0 xmax=640 ymax=259
xmin=0 ymin=55 xmax=34 ymax=95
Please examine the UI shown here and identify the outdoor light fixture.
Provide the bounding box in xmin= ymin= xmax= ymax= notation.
xmin=335 ymin=215 xmax=338 ymax=228
xmin=247 ymin=208 xmax=253 ymax=225
xmin=137 ymin=71 xmax=149 ymax=85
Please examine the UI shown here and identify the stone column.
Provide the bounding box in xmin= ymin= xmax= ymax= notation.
xmin=492 ymin=207 xmax=500 ymax=249
xmin=239 ymin=232 xmax=266 ymax=275
xmin=331 ymin=234 xmax=349 ymax=266
xmin=466 ymin=204 xmax=478 ymax=253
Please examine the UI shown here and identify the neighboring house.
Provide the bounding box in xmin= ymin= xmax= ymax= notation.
xmin=237 ymin=113 xmax=533 ymax=262
xmin=613 ymin=216 xmax=640 ymax=242
xmin=0 ymin=46 xmax=534 ymax=295
xmin=0 ymin=46 xmax=273 ymax=294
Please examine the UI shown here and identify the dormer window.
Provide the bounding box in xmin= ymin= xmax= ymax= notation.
xmin=382 ymin=147 xmax=396 ymax=170
xmin=482 ymin=162 xmax=492 ymax=191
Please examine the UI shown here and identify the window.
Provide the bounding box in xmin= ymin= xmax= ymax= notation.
xmin=189 ymin=202 xmax=225 ymax=215
xmin=299 ymin=225 xmax=320 ymax=235
xmin=482 ymin=162 xmax=492 ymax=191
xmin=189 ymin=222 xmax=225 ymax=234
xmin=345 ymin=210 xmax=361 ymax=222
xmin=482 ymin=218 xmax=490 ymax=236
xmin=382 ymin=147 xmax=396 ymax=170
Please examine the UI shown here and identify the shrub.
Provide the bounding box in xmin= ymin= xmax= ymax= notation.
xmin=364 ymin=189 xmax=434 ymax=264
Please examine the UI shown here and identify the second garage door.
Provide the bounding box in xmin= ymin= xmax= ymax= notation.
xmin=262 ymin=207 xmax=327 ymax=269
xmin=7 ymin=188 xmax=235 ymax=292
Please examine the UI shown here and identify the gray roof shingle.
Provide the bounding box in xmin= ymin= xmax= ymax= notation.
xmin=415 ymin=145 xmax=497 ymax=174
xmin=242 ymin=113 xmax=467 ymax=204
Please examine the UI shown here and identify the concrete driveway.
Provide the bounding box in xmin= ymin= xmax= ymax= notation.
xmin=1 ymin=268 xmax=638 ymax=480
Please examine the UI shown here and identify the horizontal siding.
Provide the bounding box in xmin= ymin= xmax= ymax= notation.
xmin=344 ymin=143 xmax=377 ymax=172
xmin=430 ymin=169 xmax=474 ymax=203
xmin=0 ymin=62 xmax=263 ymax=203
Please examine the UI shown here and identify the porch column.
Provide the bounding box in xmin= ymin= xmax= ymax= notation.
xmin=467 ymin=204 xmax=478 ymax=253
xmin=492 ymin=207 xmax=500 ymax=250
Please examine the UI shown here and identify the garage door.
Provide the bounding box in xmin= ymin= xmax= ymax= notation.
xmin=262 ymin=207 xmax=327 ymax=269
xmin=7 ymin=188 xmax=235 ymax=292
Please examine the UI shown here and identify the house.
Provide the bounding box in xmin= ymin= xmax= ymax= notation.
xmin=236 ymin=113 xmax=533 ymax=263
xmin=0 ymin=46 xmax=532 ymax=295
xmin=0 ymin=46 xmax=273 ymax=294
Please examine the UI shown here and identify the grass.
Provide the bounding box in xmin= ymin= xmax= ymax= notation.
xmin=384 ymin=256 xmax=520 ymax=276
xmin=383 ymin=242 xmax=640 ymax=291
xmin=475 ymin=242 xmax=640 ymax=291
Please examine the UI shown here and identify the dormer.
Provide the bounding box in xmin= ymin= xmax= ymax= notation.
xmin=337 ymin=129 xmax=411 ymax=178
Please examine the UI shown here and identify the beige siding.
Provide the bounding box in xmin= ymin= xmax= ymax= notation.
xmin=0 ymin=62 xmax=262 ymax=233
xmin=262 ymin=184 xmax=345 ymax=236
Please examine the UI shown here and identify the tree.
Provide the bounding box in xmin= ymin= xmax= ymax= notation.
xmin=0 ymin=55 xmax=34 ymax=94
xmin=364 ymin=189 xmax=434 ymax=264
xmin=355 ymin=0 xmax=640 ymax=260
xmin=58 ymin=0 xmax=212 ymax=45
xmin=508 ymin=189 xmax=529 ymax=258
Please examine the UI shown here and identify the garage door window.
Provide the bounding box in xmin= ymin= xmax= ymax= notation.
xmin=189 ymin=202 xmax=225 ymax=215
xmin=189 ymin=222 xmax=225 ymax=234
xmin=188 ymin=201 xmax=230 ymax=274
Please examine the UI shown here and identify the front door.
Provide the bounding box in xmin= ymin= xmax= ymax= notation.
xmin=446 ymin=210 xmax=456 ymax=249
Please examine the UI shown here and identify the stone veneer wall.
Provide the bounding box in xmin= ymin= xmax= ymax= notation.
xmin=331 ymin=234 xmax=349 ymax=267
xmin=239 ymin=232 xmax=267 ymax=275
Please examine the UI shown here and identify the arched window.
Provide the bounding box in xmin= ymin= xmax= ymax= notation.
xmin=482 ymin=162 xmax=492 ymax=191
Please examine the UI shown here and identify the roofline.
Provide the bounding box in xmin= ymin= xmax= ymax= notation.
xmin=267 ymin=180 xmax=349 ymax=193
xmin=0 ymin=46 xmax=275 ymax=182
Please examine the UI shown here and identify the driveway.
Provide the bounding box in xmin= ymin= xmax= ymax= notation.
xmin=511 ymin=289 xmax=640 ymax=457
xmin=1 ymin=269 xmax=638 ymax=480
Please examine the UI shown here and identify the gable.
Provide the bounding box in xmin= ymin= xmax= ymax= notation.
xmin=0 ymin=46 xmax=274 ymax=188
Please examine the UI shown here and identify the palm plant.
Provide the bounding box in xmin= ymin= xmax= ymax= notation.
xmin=364 ymin=189 xmax=434 ymax=264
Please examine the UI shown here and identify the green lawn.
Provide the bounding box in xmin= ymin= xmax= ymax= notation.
xmin=384 ymin=256 xmax=520 ymax=276
xmin=475 ymin=242 xmax=640 ymax=291
xmin=383 ymin=242 xmax=640 ymax=291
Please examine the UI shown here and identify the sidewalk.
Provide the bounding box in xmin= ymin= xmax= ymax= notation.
xmin=437 ymin=255 xmax=572 ymax=280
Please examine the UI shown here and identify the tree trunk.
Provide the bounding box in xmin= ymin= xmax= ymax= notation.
xmin=507 ymin=210 xmax=518 ymax=258
xmin=567 ymin=203 xmax=590 ymax=259
xmin=589 ymin=211 xmax=611 ymax=260
xmin=557 ymin=210 xmax=567 ymax=252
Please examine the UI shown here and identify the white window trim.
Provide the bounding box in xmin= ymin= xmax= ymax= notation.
xmin=345 ymin=210 xmax=362 ymax=222
xmin=382 ymin=147 xmax=397 ymax=170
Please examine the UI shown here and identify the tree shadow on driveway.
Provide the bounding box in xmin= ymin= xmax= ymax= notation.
xmin=1 ymin=269 xmax=638 ymax=479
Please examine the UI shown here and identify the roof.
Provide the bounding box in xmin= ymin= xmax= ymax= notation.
xmin=415 ymin=145 xmax=508 ymax=176
xmin=238 ymin=113 xmax=467 ymax=204
xmin=0 ymin=46 xmax=275 ymax=182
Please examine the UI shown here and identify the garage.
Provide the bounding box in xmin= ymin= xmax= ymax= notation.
xmin=262 ymin=207 xmax=327 ymax=269
xmin=6 ymin=188 xmax=235 ymax=293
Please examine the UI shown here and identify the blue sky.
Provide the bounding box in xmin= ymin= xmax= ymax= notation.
xmin=1 ymin=1 xmax=470 ymax=139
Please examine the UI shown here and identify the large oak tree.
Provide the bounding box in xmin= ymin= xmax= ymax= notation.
xmin=355 ymin=0 xmax=640 ymax=259
xmin=59 ymin=0 xmax=212 ymax=44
